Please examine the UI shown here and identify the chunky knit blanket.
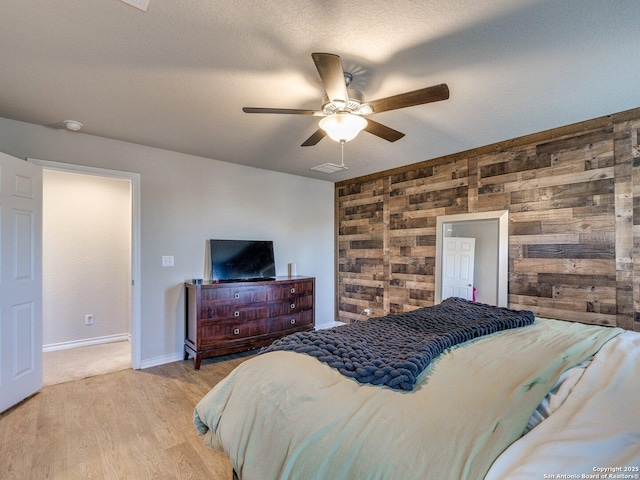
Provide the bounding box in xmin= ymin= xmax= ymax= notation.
xmin=261 ymin=297 xmax=535 ymax=390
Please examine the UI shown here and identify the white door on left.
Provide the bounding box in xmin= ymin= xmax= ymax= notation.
xmin=0 ymin=152 xmax=42 ymax=413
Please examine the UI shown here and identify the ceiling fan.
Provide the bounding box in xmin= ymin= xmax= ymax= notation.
xmin=242 ymin=52 xmax=450 ymax=147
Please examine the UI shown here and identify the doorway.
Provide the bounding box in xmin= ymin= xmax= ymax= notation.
xmin=435 ymin=210 xmax=509 ymax=307
xmin=28 ymin=159 xmax=141 ymax=370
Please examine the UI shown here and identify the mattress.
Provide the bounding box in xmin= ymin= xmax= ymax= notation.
xmin=194 ymin=313 xmax=635 ymax=479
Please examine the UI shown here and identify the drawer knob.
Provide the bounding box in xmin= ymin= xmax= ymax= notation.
xmin=234 ymin=293 xmax=240 ymax=299
xmin=290 ymin=303 xmax=295 ymax=309
xmin=233 ymin=328 xmax=240 ymax=335
xmin=290 ymin=318 xmax=296 ymax=325
xmin=234 ymin=311 xmax=240 ymax=317
xmin=290 ymin=288 xmax=295 ymax=293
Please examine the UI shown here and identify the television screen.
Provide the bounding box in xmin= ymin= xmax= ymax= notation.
xmin=209 ymin=239 xmax=276 ymax=282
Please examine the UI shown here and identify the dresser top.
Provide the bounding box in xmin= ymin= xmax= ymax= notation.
xmin=186 ymin=276 xmax=314 ymax=287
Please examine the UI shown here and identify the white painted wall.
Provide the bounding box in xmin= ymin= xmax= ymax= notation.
xmin=0 ymin=117 xmax=335 ymax=367
xmin=42 ymin=170 xmax=131 ymax=347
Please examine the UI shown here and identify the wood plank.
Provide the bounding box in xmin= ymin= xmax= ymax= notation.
xmin=488 ymin=161 xmax=614 ymax=192
xmin=339 ymin=195 xmax=385 ymax=208
xmin=509 ymin=178 xmax=614 ymax=205
xmin=539 ymin=217 xmax=614 ymax=234
xmin=468 ymin=157 xmax=478 ymax=213
xmin=509 ymin=233 xmax=579 ymax=245
xmin=0 ymin=389 xmax=41 ymax=479
xmin=513 ymin=258 xmax=615 ymax=275
xmin=523 ymin=243 xmax=614 ymax=259
xmin=480 ymin=152 xmax=551 ymax=178
xmin=507 ymin=300 xmax=617 ymax=326
xmin=478 ymin=141 xmax=612 ymax=187
xmin=536 ymin=128 xmax=614 ymax=155
xmin=63 ymin=379 xmax=104 ymax=478
xmin=538 ymin=273 xmax=617 ymax=287
xmin=509 ymin=195 xmax=613 ymax=214
xmin=553 ymin=285 xmax=616 ymax=301
xmin=32 ymin=383 xmax=68 ymax=469
xmin=509 ymin=208 xmax=574 ymax=222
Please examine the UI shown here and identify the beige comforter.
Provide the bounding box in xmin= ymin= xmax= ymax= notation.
xmin=194 ymin=319 xmax=621 ymax=480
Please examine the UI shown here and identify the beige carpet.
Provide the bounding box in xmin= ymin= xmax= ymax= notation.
xmin=43 ymin=340 xmax=131 ymax=386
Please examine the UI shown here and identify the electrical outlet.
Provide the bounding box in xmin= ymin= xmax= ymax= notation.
xmin=364 ymin=308 xmax=371 ymax=316
xmin=85 ymin=314 xmax=94 ymax=326
xmin=162 ymin=255 xmax=174 ymax=267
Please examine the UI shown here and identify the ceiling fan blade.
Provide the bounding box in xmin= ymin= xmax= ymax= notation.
xmin=363 ymin=119 xmax=405 ymax=142
xmin=312 ymin=53 xmax=349 ymax=107
xmin=368 ymin=83 xmax=449 ymax=114
xmin=243 ymin=107 xmax=320 ymax=115
xmin=301 ymin=129 xmax=327 ymax=147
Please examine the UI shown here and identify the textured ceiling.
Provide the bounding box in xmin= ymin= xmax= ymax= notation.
xmin=1 ymin=0 xmax=639 ymax=182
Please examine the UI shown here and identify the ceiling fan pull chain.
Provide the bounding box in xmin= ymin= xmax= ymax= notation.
xmin=341 ymin=140 xmax=346 ymax=168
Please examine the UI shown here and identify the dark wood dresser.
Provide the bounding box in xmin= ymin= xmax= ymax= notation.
xmin=184 ymin=276 xmax=315 ymax=369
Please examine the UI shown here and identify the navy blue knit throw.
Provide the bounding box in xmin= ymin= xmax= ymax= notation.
xmin=261 ymin=297 xmax=535 ymax=391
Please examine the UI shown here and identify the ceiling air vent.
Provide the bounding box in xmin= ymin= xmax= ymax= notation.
xmin=119 ymin=0 xmax=150 ymax=11
xmin=311 ymin=163 xmax=349 ymax=174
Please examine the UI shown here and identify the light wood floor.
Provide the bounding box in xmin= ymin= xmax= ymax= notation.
xmin=0 ymin=351 xmax=256 ymax=480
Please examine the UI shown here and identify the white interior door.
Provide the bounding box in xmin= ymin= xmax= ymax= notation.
xmin=441 ymin=237 xmax=475 ymax=301
xmin=0 ymin=152 xmax=42 ymax=413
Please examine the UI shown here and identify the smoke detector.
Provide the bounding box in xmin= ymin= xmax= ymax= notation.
xmin=63 ymin=120 xmax=83 ymax=131
xmin=119 ymin=0 xmax=150 ymax=11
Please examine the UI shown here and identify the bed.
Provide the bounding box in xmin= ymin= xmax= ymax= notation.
xmin=194 ymin=297 xmax=640 ymax=479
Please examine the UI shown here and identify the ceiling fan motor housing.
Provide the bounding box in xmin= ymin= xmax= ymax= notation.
xmin=322 ymin=89 xmax=372 ymax=115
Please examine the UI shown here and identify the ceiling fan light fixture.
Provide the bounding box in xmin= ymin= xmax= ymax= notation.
xmin=319 ymin=113 xmax=367 ymax=142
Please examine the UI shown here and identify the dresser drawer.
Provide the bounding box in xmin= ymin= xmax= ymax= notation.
xmin=201 ymin=304 xmax=269 ymax=322
xmin=266 ymin=280 xmax=315 ymax=301
xmin=199 ymin=280 xmax=313 ymax=305
xmin=265 ymin=294 xmax=313 ymax=317
xmin=200 ymin=285 xmax=270 ymax=305
xmin=201 ymin=294 xmax=313 ymax=321
xmin=199 ymin=318 xmax=269 ymax=347
xmin=268 ymin=309 xmax=314 ymax=332
xmin=198 ymin=309 xmax=314 ymax=348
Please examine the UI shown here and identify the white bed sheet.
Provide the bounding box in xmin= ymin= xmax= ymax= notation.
xmin=486 ymin=331 xmax=640 ymax=479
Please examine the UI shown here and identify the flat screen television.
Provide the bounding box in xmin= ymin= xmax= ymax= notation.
xmin=209 ymin=239 xmax=276 ymax=282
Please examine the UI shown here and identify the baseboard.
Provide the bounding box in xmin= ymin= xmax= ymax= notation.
xmin=43 ymin=333 xmax=130 ymax=353
xmin=140 ymin=352 xmax=184 ymax=369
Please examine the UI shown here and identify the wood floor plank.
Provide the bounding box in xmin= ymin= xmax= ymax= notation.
xmin=32 ymin=383 xmax=68 ymax=469
xmin=63 ymin=377 xmax=105 ymax=479
xmin=0 ymin=352 xmax=253 ymax=480
xmin=0 ymin=392 xmax=40 ymax=479
xmin=29 ymin=458 xmax=67 ymax=480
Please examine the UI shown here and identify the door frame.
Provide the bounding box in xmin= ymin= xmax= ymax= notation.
xmin=435 ymin=210 xmax=509 ymax=307
xmin=28 ymin=159 xmax=142 ymax=369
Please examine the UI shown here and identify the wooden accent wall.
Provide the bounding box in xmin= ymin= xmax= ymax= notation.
xmin=336 ymin=107 xmax=640 ymax=331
